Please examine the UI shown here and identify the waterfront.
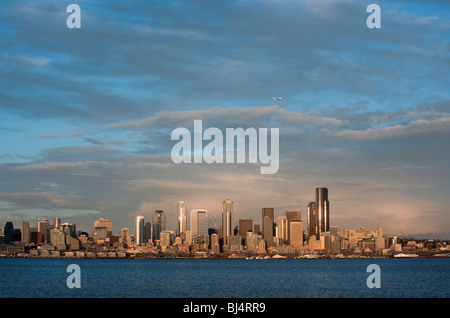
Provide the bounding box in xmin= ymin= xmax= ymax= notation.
xmin=1 ymin=257 xmax=449 ymax=298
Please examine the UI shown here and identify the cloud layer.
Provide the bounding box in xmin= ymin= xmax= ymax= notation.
xmin=1 ymin=0 xmax=449 ymax=238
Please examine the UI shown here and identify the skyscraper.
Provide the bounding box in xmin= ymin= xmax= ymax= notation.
xmin=315 ymin=187 xmax=330 ymax=234
xmin=177 ymin=200 xmax=187 ymax=237
xmin=307 ymin=201 xmax=317 ymax=239
xmin=238 ymin=218 xmax=253 ymax=243
xmin=262 ymin=208 xmax=274 ymax=247
xmin=221 ymin=197 xmax=234 ymax=245
xmin=277 ymin=215 xmax=287 ymax=242
xmin=190 ymin=209 xmax=209 ymax=237
xmin=21 ymin=221 xmax=30 ymax=244
xmin=4 ymin=221 xmax=14 ymax=243
xmin=152 ymin=210 xmax=166 ymax=243
xmin=285 ymin=209 xmax=301 ymax=222
xmin=61 ymin=223 xmax=76 ymax=238
xmin=289 ymin=220 xmax=303 ymax=249
xmin=143 ymin=222 xmax=152 ymax=243
xmin=135 ymin=215 xmax=144 ymax=245
xmin=37 ymin=219 xmax=49 ymax=243
xmin=54 ymin=217 xmax=61 ymax=229
xmin=285 ymin=209 xmax=301 ymax=245
xmin=94 ymin=218 xmax=113 ymax=237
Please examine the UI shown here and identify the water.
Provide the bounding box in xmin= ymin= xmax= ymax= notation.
xmin=0 ymin=257 xmax=448 ymax=298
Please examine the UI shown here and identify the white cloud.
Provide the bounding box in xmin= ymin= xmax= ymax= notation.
xmin=1 ymin=55 xmax=50 ymax=67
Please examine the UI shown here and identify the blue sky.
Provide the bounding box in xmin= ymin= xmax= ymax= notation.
xmin=1 ymin=0 xmax=450 ymax=239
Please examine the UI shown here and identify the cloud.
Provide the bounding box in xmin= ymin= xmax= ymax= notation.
xmin=0 ymin=191 xmax=82 ymax=209
xmin=38 ymin=133 xmax=61 ymax=139
xmin=1 ymin=55 xmax=50 ymax=68
xmin=12 ymin=161 xmax=107 ymax=171
xmin=101 ymin=105 xmax=345 ymax=132
xmin=329 ymin=112 xmax=450 ymax=140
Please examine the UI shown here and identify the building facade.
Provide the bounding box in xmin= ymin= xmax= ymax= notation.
xmin=262 ymin=208 xmax=274 ymax=248
xmin=315 ymin=187 xmax=330 ymax=235
xmin=221 ymin=197 xmax=234 ymax=246
xmin=177 ymin=200 xmax=187 ymax=237
xmin=152 ymin=210 xmax=166 ymax=243
xmin=135 ymin=215 xmax=144 ymax=246
xmin=190 ymin=209 xmax=208 ymax=237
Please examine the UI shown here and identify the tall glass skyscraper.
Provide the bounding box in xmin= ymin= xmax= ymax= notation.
xmin=315 ymin=187 xmax=330 ymax=234
xmin=135 ymin=215 xmax=144 ymax=245
xmin=190 ymin=209 xmax=208 ymax=237
xmin=262 ymin=208 xmax=274 ymax=247
xmin=221 ymin=197 xmax=234 ymax=245
xmin=61 ymin=222 xmax=76 ymax=237
xmin=143 ymin=222 xmax=152 ymax=243
xmin=152 ymin=210 xmax=166 ymax=243
xmin=307 ymin=201 xmax=317 ymax=239
xmin=177 ymin=200 xmax=187 ymax=237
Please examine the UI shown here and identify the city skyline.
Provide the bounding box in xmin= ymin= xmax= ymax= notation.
xmin=1 ymin=187 xmax=445 ymax=242
xmin=0 ymin=185 xmax=449 ymax=240
xmin=1 ymin=1 xmax=449 ymax=240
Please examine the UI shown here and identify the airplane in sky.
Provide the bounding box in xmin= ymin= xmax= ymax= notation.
xmin=273 ymin=97 xmax=282 ymax=100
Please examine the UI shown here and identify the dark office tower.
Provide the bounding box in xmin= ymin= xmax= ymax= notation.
xmin=238 ymin=219 xmax=253 ymax=245
xmin=315 ymin=187 xmax=330 ymax=234
xmin=61 ymin=223 xmax=77 ymax=238
xmin=10 ymin=229 xmax=21 ymax=242
xmin=222 ymin=197 xmax=234 ymax=246
xmin=22 ymin=221 xmax=30 ymax=244
xmin=38 ymin=219 xmax=50 ymax=243
xmin=307 ymin=202 xmax=317 ymax=239
xmin=4 ymin=221 xmax=14 ymax=244
xmin=262 ymin=208 xmax=274 ymax=247
xmin=285 ymin=210 xmax=301 ymax=222
xmin=143 ymin=222 xmax=152 ymax=244
xmin=152 ymin=210 xmax=166 ymax=243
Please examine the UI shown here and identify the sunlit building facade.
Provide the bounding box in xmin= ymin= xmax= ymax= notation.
xmin=316 ymin=187 xmax=330 ymax=234
xmin=221 ymin=197 xmax=234 ymax=245
xmin=190 ymin=209 xmax=208 ymax=237
xmin=135 ymin=215 xmax=144 ymax=245
xmin=177 ymin=200 xmax=187 ymax=238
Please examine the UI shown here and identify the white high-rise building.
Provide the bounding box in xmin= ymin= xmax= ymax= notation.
xmin=135 ymin=215 xmax=145 ymax=246
xmin=177 ymin=200 xmax=187 ymax=237
xmin=222 ymin=197 xmax=234 ymax=245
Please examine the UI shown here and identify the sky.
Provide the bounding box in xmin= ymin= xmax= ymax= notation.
xmin=1 ymin=0 xmax=449 ymax=239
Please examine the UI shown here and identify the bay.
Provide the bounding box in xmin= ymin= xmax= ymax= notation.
xmin=0 ymin=257 xmax=448 ymax=298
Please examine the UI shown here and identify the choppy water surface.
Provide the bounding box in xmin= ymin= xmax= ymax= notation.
xmin=1 ymin=257 xmax=448 ymax=298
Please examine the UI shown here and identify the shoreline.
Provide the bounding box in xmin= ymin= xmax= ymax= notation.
xmin=2 ymin=252 xmax=449 ymax=260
